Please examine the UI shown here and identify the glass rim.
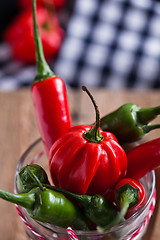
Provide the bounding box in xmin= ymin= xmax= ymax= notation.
xmin=14 ymin=138 xmax=156 ymax=237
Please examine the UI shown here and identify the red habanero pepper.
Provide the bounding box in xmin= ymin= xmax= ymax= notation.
xmin=49 ymin=86 xmax=127 ymax=195
xmin=114 ymin=178 xmax=146 ymax=219
xmin=4 ymin=6 xmax=64 ymax=63
xmin=31 ymin=0 xmax=71 ymax=154
xmin=126 ymin=138 xmax=160 ymax=180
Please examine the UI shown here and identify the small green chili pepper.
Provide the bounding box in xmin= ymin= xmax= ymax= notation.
xmin=100 ymin=103 xmax=160 ymax=144
xmin=44 ymin=184 xmax=118 ymax=227
xmin=0 ymin=186 xmax=90 ymax=230
xmin=17 ymin=164 xmax=49 ymax=193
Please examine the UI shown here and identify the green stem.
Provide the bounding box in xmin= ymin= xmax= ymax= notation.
xmin=82 ymin=86 xmax=104 ymax=143
xmin=0 ymin=189 xmax=35 ymax=210
xmin=143 ymin=124 xmax=160 ymax=133
xmin=32 ymin=0 xmax=54 ymax=82
xmin=137 ymin=106 xmax=160 ymax=125
xmin=26 ymin=166 xmax=45 ymax=191
xmin=97 ymin=202 xmax=128 ymax=232
xmin=43 ymin=184 xmax=91 ymax=206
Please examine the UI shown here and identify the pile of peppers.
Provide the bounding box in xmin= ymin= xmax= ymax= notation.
xmin=1 ymin=0 xmax=160 ymax=233
xmin=0 ymin=164 xmax=146 ymax=231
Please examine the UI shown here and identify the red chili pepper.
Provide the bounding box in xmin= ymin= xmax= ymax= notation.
xmin=114 ymin=178 xmax=146 ymax=219
xmin=4 ymin=6 xmax=64 ymax=63
xmin=97 ymin=178 xmax=146 ymax=232
xmin=49 ymin=86 xmax=127 ymax=195
xmin=126 ymin=138 xmax=160 ymax=180
xmin=31 ymin=0 xmax=71 ymax=154
xmin=18 ymin=0 xmax=66 ymax=10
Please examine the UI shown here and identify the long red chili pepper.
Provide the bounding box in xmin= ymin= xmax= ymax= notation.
xmin=31 ymin=0 xmax=72 ymax=154
xmin=126 ymin=137 xmax=160 ymax=180
xmin=49 ymin=86 xmax=127 ymax=195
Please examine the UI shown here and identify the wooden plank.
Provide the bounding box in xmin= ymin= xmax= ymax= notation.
xmin=0 ymin=90 xmax=28 ymax=240
xmin=0 ymin=88 xmax=160 ymax=239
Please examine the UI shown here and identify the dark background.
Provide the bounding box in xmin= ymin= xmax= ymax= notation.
xmin=0 ymin=0 xmax=20 ymax=41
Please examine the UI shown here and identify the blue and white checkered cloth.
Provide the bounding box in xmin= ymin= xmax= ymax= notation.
xmin=0 ymin=0 xmax=160 ymax=91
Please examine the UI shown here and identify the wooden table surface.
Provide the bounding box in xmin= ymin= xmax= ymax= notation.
xmin=0 ymin=88 xmax=160 ymax=240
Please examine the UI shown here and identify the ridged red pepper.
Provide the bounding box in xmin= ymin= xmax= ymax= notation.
xmin=31 ymin=0 xmax=71 ymax=154
xmin=49 ymin=86 xmax=127 ymax=195
xmin=126 ymin=137 xmax=160 ymax=180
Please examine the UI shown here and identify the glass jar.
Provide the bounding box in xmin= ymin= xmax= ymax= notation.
xmin=14 ymin=138 xmax=156 ymax=240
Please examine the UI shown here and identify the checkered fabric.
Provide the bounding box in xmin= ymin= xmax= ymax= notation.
xmin=0 ymin=0 xmax=160 ymax=91
xmin=54 ymin=0 xmax=160 ymax=89
xmin=0 ymin=43 xmax=36 ymax=90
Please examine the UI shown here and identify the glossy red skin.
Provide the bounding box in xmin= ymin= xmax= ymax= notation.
xmin=4 ymin=7 xmax=64 ymax=63
xmin=114 ymin=178 xmax=146 ymax=218
xmin=126 ymin=138 xmax=160 ymax=180
xmin=18 ymin=0 xmax=66 ymax=10
xmin=49 ymin=125 xmax=127 ymax=195
xmin=31 ymin=77 xmax=72 ymax=154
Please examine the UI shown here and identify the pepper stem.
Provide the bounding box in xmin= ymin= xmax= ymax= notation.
xmin=32 ymin=0 xmax=54 ymax=82
xmin=137 ymin=106 xmax=160 ymax=125
xmin=43 ymin=184 xmax=91 ymax=206
xmin=97 ymin=201 xmax=128 ymax=232
xmin=0 ymin=189 xmax=35 ymax=210
xmin=82 ymin=86 xmax=104 ymax=143
xmin=143 ymin=124 xmax=160 ymax=133
xmin=26 ymin=166 xmax=45 ymax=191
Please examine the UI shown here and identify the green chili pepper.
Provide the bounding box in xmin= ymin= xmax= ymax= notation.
xmin=17 ymin=164 xmax=49 ymax=193
xmin=4 ymin=166 xmax=91 ymax=230
xmin=44 ymin=184 xmax=118 ymax=228
xmin=0 ymin=186 xmax=90 ymax=230
xmin=100 ymin=103 xmax=160 ymax=144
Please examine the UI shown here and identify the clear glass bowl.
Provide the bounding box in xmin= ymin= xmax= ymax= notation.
xmin=14 ymin=139 xmax=156 ymax=240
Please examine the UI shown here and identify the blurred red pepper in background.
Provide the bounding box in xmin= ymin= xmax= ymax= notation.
xmin=18 ymin=0 xmax=66 ymax=10
xmin=4 ymin=6 xmax=64 ymax=63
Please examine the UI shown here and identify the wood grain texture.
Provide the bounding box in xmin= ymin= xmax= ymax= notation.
xmin=0 ymin=88 xmax=160 ymax=239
